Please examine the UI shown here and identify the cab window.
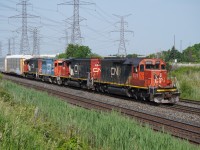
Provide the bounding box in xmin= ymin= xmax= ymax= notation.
xmin=146 ymin=64 xmax=159 ymax=70
xmin=161 ymin=65 xmax=166 ymax=70
xmin=133 ymin=67 xmax=138 ymax=73
xmin=140 ymin=65 xmax=144 ymax=72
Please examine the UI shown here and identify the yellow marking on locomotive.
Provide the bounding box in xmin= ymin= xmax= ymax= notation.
xmin=157 ymin=88 xmax=177 ymax=92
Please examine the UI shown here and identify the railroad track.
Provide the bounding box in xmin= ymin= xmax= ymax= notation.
xmin=161 ymin=104 xmax=200 ymax=116
xmin=180 ymin=99 xmax=200 ymax=105
xmin=3 ymin=75 xmax=200 ymax=145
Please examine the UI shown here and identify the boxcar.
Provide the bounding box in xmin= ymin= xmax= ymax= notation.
xmin=5 ymin=55 xmax=32 ymax=75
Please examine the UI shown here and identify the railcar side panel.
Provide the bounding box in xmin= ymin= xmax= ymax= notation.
xmin=70 ymin=59 xmax=90 ymax=79
xmin=101 ymin=59 xmax=132 ymax=84
xmin=90 ymin=59 xmax=101 ymax=80
xmin=42 ymin=58 xmax=54 ymax=76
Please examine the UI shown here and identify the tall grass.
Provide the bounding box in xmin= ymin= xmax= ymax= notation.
xmin=171 ymin=67 xmax=200 ymax=100
xmin=0 ymin=80 xmax=199 ymax=150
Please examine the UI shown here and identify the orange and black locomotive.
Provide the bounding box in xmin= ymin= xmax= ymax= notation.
xmin=23 ymin=57 xmax=180 ymax=104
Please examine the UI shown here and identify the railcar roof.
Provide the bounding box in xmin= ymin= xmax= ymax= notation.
xmin=123 ymin=58 xmax=144 ymax=66
xmin=5 ymin=55 xmax=33 ymax=59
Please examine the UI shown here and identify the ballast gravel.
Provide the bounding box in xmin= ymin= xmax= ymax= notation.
xmin=3 ymin=75 xmax=200 ymax=127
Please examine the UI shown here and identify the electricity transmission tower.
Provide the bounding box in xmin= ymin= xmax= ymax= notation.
xmin=58 ymin=0 xmax=94 ymax=45
xmin=10 ymin=0 xmax=39 ymax=55
xmin=111 ymin=14 xmax=133 ymax=57
xmin=32 ymin=27 xmax=40 ymax=55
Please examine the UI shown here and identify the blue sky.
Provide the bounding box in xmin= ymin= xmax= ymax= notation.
xmin=0 ymin=0 xmax=199 ymax=56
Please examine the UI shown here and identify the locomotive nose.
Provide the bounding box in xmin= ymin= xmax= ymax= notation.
xmin=152 ymin=71 xmax=165 ymax=87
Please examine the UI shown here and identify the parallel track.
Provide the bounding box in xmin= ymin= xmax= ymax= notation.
xmin=161 ymin=104 xmax=200 ymax=116
xmin=3 ymin=75 xmax=200 ymax=145
xmin=180 ymin=99 xmax=200 ymax=105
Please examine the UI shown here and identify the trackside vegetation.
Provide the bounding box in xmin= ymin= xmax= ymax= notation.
xmin=170 ymin=67 xmax=200 ymax=101
xmin=0 ymin=79 xmax=198 ymax=149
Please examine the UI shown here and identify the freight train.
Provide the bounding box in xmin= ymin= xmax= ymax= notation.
xmin=0 ymin=55 xmax=180 ymax=104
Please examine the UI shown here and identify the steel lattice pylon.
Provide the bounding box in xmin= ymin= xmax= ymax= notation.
xmin=10 ymin=0 xmax=39 ymax=55
xmin=112 ymin=14 xmax=133 ymax=57
xmin=58 ymin=0 xmax=94 ymax=45
xmin=20 ymin=0 xmax=29 ymax=55
xmin=32 ymin=27 xmax=40 ymax=55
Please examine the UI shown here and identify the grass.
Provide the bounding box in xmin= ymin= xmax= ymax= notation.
xmin=170 ymin=67 xmax=200 ymax=101
xmin=0 ymin=77 xmax=199 ymax=149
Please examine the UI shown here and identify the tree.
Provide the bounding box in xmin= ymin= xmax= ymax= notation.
xmin=57 ymin=53 xmax=66 ymax=59
xmin=126 ymin=54 xmax=138 ymax=58
xmin=182 ymin=43 xmax=200 ymax=62
xmin=56 ymin=44 xmax=93 ymax=59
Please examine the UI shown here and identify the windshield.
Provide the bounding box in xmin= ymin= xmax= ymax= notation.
xmin=146 ymin=64 xmax=160 ymax=70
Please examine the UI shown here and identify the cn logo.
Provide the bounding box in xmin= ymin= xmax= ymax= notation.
xmin=111 ymin=67 xmax=119 ymax=76
xmin=93 ymin=68 xmax=101 ymax=73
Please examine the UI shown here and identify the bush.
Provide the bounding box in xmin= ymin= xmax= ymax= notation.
xmin=180 ymin=81 xmax=193 ymax=98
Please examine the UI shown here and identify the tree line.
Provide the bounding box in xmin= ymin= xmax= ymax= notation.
xmin=147 ymin=43 xmax=200 ymax=63
xmin=57 ymin=43 xmax=200 ymax=63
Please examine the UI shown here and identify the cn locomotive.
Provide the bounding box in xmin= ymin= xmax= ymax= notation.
xmin=0 ymin=55 xmax=180 ymax=104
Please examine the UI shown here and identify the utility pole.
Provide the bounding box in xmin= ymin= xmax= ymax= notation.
xmin=58 ymin=0 xmax=94 ymax=45
xmin=10 ymin=0 xmax=39 ymax=55
xmin=8 ymin=39 xmax=11 ymax=55
xmin=32 ymin=27 xmax=40 ymax=55
xmin=111 ymin=14 xmax=133 ymax=57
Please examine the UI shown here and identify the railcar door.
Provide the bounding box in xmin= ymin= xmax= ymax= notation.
xmin=139 ymin=64 xmax=145 ymax=80
xmin=54 ymin=61 xmax=58 ymax=76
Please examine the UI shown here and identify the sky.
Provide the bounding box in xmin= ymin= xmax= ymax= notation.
xmin=0 ymin=0 xmax=199 ymax=57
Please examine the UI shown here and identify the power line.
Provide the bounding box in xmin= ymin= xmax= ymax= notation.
xmin=111 ymin=14 xmax=133 ymax=57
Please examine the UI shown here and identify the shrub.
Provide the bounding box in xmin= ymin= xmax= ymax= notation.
xmin=180 ymin=81 xmax=193 ymax=98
